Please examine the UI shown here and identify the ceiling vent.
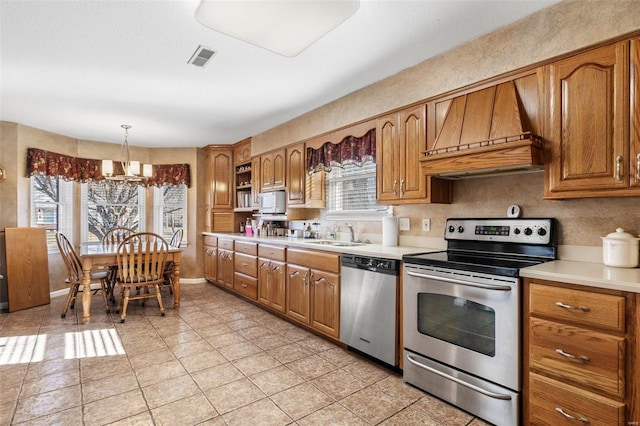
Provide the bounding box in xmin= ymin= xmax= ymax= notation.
xmin=188 ymin=45 xmax=216 ymax=67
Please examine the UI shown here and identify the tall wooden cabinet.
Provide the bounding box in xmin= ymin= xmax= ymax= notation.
xmin=545 ymin=39 xmax=640 ymax=198
xmin=204 ymin=146 xmax=234 ymax=232
xmin=376 ymin=105 xmax=451 ymax=204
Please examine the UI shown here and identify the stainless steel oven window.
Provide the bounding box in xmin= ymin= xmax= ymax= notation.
xmin=417 ymin=293 xmax=496 ymax=357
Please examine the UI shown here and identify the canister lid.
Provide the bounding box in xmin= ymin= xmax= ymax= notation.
xmin=602 ymin=227 xmax=640 ymax=241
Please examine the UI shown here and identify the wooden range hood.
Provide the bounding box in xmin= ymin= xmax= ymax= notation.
xmin=420 ymin=79 xmax=544 ymax=178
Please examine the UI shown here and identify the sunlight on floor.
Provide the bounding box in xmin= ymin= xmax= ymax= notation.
xmin=64 ymin=328 xmax=125 ymax=359
xmin=0 ymin=335 xmax=47 ymax=365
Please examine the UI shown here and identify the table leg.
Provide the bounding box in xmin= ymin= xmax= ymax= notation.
xmin=81 ymin=258 xmax=93 ymax=324
xmin=173 ymin=259 xmax=180 ymax=308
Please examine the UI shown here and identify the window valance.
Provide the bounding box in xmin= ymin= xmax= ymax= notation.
xmin=306 ymin=128 xmax=376 ymax=174
xmin=26 ymin=148 xmax=191 ymax=187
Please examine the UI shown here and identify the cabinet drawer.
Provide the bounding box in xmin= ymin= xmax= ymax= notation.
xmin=529 ymin=318 xmax=625 ymax=399
xmin=529 ymin=373 xmax=625 ymax=426
xmin=234 ymin=253 xmax=257 ymax=278
xmin=204 ymin=235 xmax=217 ymax=247
xmin=288 ymin=248 xmax=339 ymax=273
xmin=218 ymin=238 xmax=234 ymax=250
xmin=529 ymin=283 xmax=625 ymax=332
xmin=258 ymin=244 xmax=286 ymax=261
xmin=233 ymin=273 xmax=257 ymax=300
xmin=235 ymin=241 xmax=257 ymax=256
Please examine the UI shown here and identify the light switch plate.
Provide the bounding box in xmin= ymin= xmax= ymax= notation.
xmin=398 ymin=217 xmax=410 ymax=231
xmin=422 ymin=218 xmax=431 ymax=231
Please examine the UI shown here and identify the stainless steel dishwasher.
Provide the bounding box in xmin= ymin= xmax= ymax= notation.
xmin=339 ymin=253 xmax=399 ymax=366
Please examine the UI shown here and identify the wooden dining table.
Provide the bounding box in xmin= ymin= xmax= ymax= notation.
xmin=79 ymin=242 xmax=182 ymax=324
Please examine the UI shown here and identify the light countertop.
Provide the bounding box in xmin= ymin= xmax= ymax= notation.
xmin=202 ymin=232 xmax=441 ymax=260
xmin=521 ymin=260 xmax=640 ymax=293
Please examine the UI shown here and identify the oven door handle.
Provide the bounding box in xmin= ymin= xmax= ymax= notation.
xmin=406 ymin=270 xmax=512 ymax=291
xmin=406 ymin=354 xmax=513 ymax=401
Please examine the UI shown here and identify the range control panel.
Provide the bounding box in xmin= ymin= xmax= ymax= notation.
xmin=444 ymin=218 xmax=555 ymax=245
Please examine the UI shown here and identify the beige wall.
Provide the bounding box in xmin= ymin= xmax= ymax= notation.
xmin=0 ymin=122 xmax=203 ymax=302
xmin=249 ymin=0 xmax=640 ymax=250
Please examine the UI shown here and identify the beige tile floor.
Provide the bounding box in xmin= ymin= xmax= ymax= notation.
xmin=0 ymin=283 xmax=492 ymax=426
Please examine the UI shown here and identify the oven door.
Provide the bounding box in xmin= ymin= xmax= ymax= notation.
xmin=403 ymin=263 xmax=521 ymax=391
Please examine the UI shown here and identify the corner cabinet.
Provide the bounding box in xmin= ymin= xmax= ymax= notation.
xmin=260 ymin=149 xmax=286 ymax=191
xmin=523 ymin=278 xmax=638 ymax=425
xmin=376 ymin=105 xmax=451 ymax=204
xmin=545 ymin=39 xmax=640 ymax=198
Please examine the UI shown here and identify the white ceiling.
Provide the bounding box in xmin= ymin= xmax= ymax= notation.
xmin=0 ymin=0 xmax=559 ymax=148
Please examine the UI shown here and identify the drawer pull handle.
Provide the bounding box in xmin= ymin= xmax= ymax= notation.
xmin=241 ymin=283 xmax=248 ymax=288
xmin=555 ymin=301 xmax=590 ymax=312
xmin=615 ymin=155 xmax=623 ymax=181
xmin=555 ymin=348 xmax=590 ymax=362
xmin=555 ymin=407 xmax=590 ymax=423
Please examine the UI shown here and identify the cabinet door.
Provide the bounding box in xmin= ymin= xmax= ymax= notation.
xmin=251 ymin=156 xmax=261 ymax=208
xmin=400 ymin=104 xmax=427 ymax=200
xmin=286 ymin=264 xmax=310 ymax=325
xmin=306 ymin=171 xmax=325 ymax=208
xmin=260 ymin=154 xmax=273 ymax=191
xmin=309 ymin=269 xmax=340 ymax=338
xmin=376 ymin=113 xmax=400 ymax=202
xmin=210 ymin=149 xmax=233 ymax=208
xmin=546 ymin=42 xmax=629 ymax=195
xmin=217 ymin=249 xmax=233 ymax=288
xmin=286 ymin=143 xmax=306 ymax=206
xmin=204 ymin=246 xmax=217 ymax=282
xmin=272 ymin=149 xmax=286 ymax=189
xmin=234 ymin=138 xmax=251 ymax=164
xmin=270 ymin=260 xmax=286 ymax=313
xmin=258 ymin=258 xmax=271 ymax=307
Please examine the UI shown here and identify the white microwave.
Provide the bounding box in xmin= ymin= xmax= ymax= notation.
xmin=258 ymin=191 xmax=286 ymax=214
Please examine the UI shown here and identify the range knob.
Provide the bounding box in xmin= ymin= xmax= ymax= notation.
xmin=457 ymin=226 xmax=465 ymax=233
xmin=524 ymin=227 xmax=533 ymax=236
xmin=448 ymin=225 xmax=455 ymax=233
xmin=514 ymin=228 xmax=521 ymax=235
xmin=538 ymin=227 xmax=547 ymax=236
xmin=377 ymin=262 xmax=386 ymax=268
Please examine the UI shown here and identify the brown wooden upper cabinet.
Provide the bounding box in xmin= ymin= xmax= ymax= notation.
xmin=377 ymin=104 xmax=451 ymax=204
xmin=260 ymin=149 xmax=285 ymax=191
xmin=545 ymin=39 xmax=640 ymax=198
xmin=286 ymin=142 xmax=305 ymax=207
xmin=233 ymin=138 xmax=251 ymax=165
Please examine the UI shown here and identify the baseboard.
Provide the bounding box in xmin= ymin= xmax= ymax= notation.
xmin=0 ymin=302 xmax=7 ymax=310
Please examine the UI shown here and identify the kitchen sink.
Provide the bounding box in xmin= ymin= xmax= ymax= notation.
xmin=305 ymin=240 xmax=365 ymax=247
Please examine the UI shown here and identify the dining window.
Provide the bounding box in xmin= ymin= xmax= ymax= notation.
xmin=80 ymin=181 xmax=146 ymax=243
xmin=30 ymin=175 xmax=73 ymax=249
xmin=153 ymin=184 xmax=187 ymax=244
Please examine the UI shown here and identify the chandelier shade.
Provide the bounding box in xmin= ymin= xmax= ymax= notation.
xmin=102 ymin=125 xmax=152 ymax=182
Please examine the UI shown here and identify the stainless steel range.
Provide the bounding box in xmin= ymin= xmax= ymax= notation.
xmin=402 ymin=218 xmax=557 ymax=426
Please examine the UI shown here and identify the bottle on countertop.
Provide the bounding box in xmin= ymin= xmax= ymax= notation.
xmin=240 ymin=221 xmax=245 ymax=233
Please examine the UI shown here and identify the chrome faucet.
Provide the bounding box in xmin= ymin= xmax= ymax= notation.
xmin=345 ymin=223 xmax=355 ymax=242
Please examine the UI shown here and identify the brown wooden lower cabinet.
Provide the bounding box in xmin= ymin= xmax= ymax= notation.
xmin=523 ymin=278 xmax=638 ymax=426
xmin=286 ymin=248 xmax=340 ymax=339
xmin=258 ymin=257 xmax=285 ymax=312
xmin=203 ymin=236 xmax=217 ymax=282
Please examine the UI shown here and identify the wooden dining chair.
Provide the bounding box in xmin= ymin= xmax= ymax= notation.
xmin=102 ymin=227 xmax=135 ymax=302
xmin=56 ymin=232 xmax=110 ymax=318
xmin=115 ymin=232 xmax=169 ymax=323
xmin=162 ymin=229 xmax=183 ymax=295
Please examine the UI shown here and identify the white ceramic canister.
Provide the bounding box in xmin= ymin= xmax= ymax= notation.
xmin=601 ymin=228 xmax=640 ymax=268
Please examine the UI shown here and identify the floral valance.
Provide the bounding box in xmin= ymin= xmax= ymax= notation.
xmin=306 ymin=128 xmax=376 ymax=173
xmin=26 ymin=148 xmax=191 ymax=187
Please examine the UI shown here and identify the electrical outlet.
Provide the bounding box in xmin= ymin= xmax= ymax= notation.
xmin=398 ymin=217 xmax=410 ymax=231
xmin=422 ymin=218 xmax=431 ymax=231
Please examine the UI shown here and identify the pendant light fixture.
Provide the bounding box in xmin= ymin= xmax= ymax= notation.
xmin=102 ymin=125 xmax=152 ymax=182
